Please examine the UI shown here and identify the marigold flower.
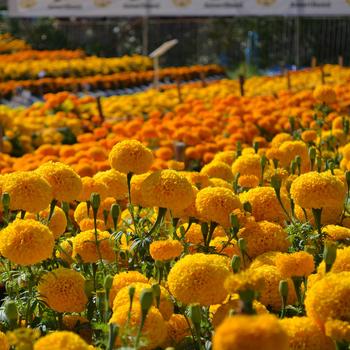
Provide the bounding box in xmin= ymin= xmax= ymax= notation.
xmin=40 ymin=206 xmax=67 ymax=239
xmin=34 ymin=331 xmax=89 ymax=350
xmin=38 ymin=268 xmax=87 ymax=313
xmin=109 ymin=304 xmax=167 ymax=350
xmin=210 ymin=236 xmax=240 ymax=258
xmin=280 ymin=317 xmax=334 ymax=350
xmin=150 ymin=239 xmax=184 ymax=261
xmin=276 ymin=251 xmax=315 ymax=278
xmin=196 ymin=187 xmax=242 ymax=227
xmin=278 ymin=140 xmax=310 ymax=171
xmin=237 ymin=174 xmax=259 ymax=189
xmin=325 ymin=319 xmax=350 ymax=343
xmin=201 ymin=161 xmax=234 ymax=182
xmin=237 ymin=221 xmax=290 ymax=258
xmin=165 ymin=314 xmax=191 ymax=344
xmin=35 ymin=161 xmax=82 ymax=202
xmin=271 ymin=133 xmax=293 ymax=148
xmin=76 ymin=176 xmax=108 ymax=202
xmin=113 ymin=282 xmax=174 ymax=321
xmin=0 ymin=331 xmax=9 ymax=350
xmin=109 ymin=271 xmax=148 ymax=307
xmin=290 ymin=171 xmax=345 ymax=209
xmin=313 ymin=85 xmax=337 ymax=104
xmin=213 ymin=151 xmax=236 ymax=165
xmin=182 ymin=171 xmax=211 ymax=189
xmin=141 ymin=170 xmax=194 ymax=212
xmin=109 ymin=139 xmax=154 ymax=174
xmin=2 ymin=171 xmax=52 ymax=213
xmin=224 ymin=269 xmax=265 ymax=294
xmin=168 ymin=253 xmax=230 ymax=306
xmin=93 ymin=169 xmax=128 ymax=200
xmin=301 ymin=130 xmax=318 ymax=143
xmin=62 ymin=315 xmax=91 ymax=344
xmin=212 ymin=314 xmax=289 ymax=350
xmin=72 ymin=229 xmax=115 ymax=263
xmin=318 ymin=246 xmax=350 ymax=274
xmin=56 ymin=238 xmax=73 ymax=264
xmin=323 ymin=225 xmax=350 ymax=241
xmin=254 ymin=265 xmax=296 ymax=311
xmin=249 ymin=251 xmax=282 ymax=269
xmin=305 ymin=271 xmax=350 ymax=326
xmin=0 ymin=219 xmax=54 ymax=266
xmin=231 ymin=154 xmax=261 ymax=178
xmin=240 ymin=187 xmax=290 ymax=224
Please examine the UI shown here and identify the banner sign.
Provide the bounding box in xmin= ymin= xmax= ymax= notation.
xmin=8 ymin=0 xmax=350 ymax=17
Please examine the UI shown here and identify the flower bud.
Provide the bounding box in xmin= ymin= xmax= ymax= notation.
xmin=110 ymin=203 xmax=120 ymax=230
xmin=1 ymin=192 xmax=10 ymax=210
xmin=231 ymin=255 xmax=241 ymax=273
xmin=151 ymin=284 xmax=161 ymax=308
xmin=188 ymin=304 xmax=202 ymax=325
xmin=104 ymin=275 xmax=113 ymax=293
xmin=4 ymin=301 xmax=18 ymax=323
xmin=279 ymin=280 xmax=289 ymax=300
xmin=323 ymin=244 xmax=337 ymax=273
xmin=140 ymin=289 xmax=154 ymax=315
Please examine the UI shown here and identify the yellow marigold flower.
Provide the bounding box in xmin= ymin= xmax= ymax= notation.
xmin=290 ymin=172 xmax=345 ymax=209
xmin=265 ymin=148 xmax=286 ymax=163
xmin=129 ymin=172 xmax=150 ymax=207
xmin=313 ymin=85 xmax=337 ymax=104
xmin=240 ymin=187 xmax=290 ymax=224
xmin=213 ymin=151 xmax=236 ymax=165
xmin=0 ymin=331 xmax=9 ymax=350
xmin=93 ymin=169 xmax=127 ymax=200
xmin=341 ymin=143 xmax=350 ymax=162
xmin=76 ymin=177 xmax=108 ymax=202
xmin=40 ymin=206 xmax=67 ymax=239
xmin=2 ymin=171 xmax=52 ymax=213
xmin=171 ymin=185 xmax=198 ymax=219
xmin=305 ymin=272 xmax=350 ymax=326
xmin=249 ymin=251 xmax=282 ymax=269
xmin=150 ymin=239 xmax=184 ymax=261
xmin=237 ymin=175 xmax=259 ymax=189
xmin=56 ymin=239 xmax=73 ymax=265
xmin=0 ymin=219 xmax=54 ymax=266
xmin=210 ymin=236 xmax=240 ymax=258
xmin=280 ymin=317 xmax=334 ymax=350
xmin=301 ymin=130 xmax=318 ymax=143
xmin=72 ymin=229 xmax=115 ymax=263
xmin=110 ymin=304 xmax=167 ymax=350
xmin=324 ymin=225 xmax=350 ymax=241
xmin=167 ymin=160 xmax=185 ymax=171
xmin=109 ymin=271 xmax=148 ymax=307
xmin=168 ymin=253 xmax=230 ymax=306
xmin=237 ymin=221 xmax=290 ymax=258
xmin=165 ymin=314 xmax=191 ymax=344
xmin=278 ymin=140 xmax=310 ymax=171
xmin=224 ymin=269 xmax=265 ymax=294
xmin=62 ymin=315 xmax=91 ymax=344
xmin=325 ymin=319 xmax=350 ymax=343
xmin=141 ymin=170 xmax=194 ymax=212
xmin=181 ymin=171 xmax=211 ymax=189
xmin=271 ymin=133 xmax=293 ymax=148
xmin=231 ymin=154 xmax=261 ymax=178
xmin=276 ymin=251 xmax=314 ymax=278
xmin=209 ymin=178 xmax=233 ymax=190
xmin=34 ymin=331 xmax=89 ymax=350
xmin=113 ymin=282 xmax=174 ymax=321
xmin=109 ymin=139 xmax=154 ymax=175
xmin=212 ymin=314 xmax=289 ymax=350
xmin=211 ymin=297 xmax=268 ymax=328
xmin=38 ymin=268 xmax=87 ymax=313
xmin=201 ymin=161 xmax=234 ymax=182
xmin=196 ymin=187 xmax=242 ymax=227
xmin=254 ymin=265 xmax=296 ymax=311
xmin=35 ymin=161 xmax=82 ymax=202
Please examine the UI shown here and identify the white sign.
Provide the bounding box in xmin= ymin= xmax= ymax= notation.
xmin=8 ymin=0 xmax=350 ymax=17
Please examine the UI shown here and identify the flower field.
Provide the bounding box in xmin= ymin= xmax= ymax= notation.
xmin=0 ymin=46 xmax=349 ymax=350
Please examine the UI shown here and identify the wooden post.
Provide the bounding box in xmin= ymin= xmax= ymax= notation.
xmin=153 ymin=56 xmax=160 ymax=90
xmin=174 ymin=141 xmax=186 ymax=162
xmin=176 ymin=77 xmax=183 ymax=103
xmin=311 ymin=56 xmax=317 ymax=68
xmin=199 ymin=71 xmax=207 ymax=87
xmin=239 ymin=75 xmax=245 ymax=97
xmin=96 ymin=96 xmax=105 ymax=124
xmin=320 ymin=65 xmax=325 ymax=84
xmin=338 ymin=55 xmax=344 ymax=67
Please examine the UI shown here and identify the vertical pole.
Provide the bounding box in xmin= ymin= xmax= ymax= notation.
xmin=295 ymin=17 xmax=300 ymax=67
xmin=338 ymin=55 xmax=344 ymax=67
xmin=239 ymin=75 xmax=245 ymax=97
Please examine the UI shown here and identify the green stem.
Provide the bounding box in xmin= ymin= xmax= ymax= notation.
xmin=147 ymin=207 xmax=167 ymax=236
xmin=312 ymin=208 xmax=323 ymax=235
xmin=47 ymin=199 xmax=58 ymax=223
xmin=292 ymin=276 xmax=304 ymax=307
